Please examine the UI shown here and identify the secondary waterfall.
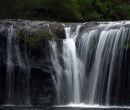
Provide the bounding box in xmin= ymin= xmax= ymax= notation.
xmin=50 ymin=22 xmax=130 ymax=105
xmin=6 ymin=25 xmax=30 ymax=105
xmin=50 ymin=25 xmax=85 ymax=104
xmin=62 ymin=25 xmax=82 ymax=104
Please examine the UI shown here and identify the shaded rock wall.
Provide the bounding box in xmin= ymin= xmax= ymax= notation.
xmin=0 ymin=20 xmax=66 ymax=106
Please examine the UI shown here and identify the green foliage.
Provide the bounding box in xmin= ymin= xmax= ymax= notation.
xmin=0 ymin=0 xmax=130 ymax=21
xmin=125 ymin=42 xmax=130 ymax=50
xmin=19 ymin=29 xmax=58 ymax=47
xmin=32 ymin=0 xmax=83 ymax=21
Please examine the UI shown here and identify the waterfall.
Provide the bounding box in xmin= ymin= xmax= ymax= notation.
xmin=50 ymin=25 xmax=85 ymax=104
xmin=6 ymin=25 xmax=15 ymax=105
xmin=49 ymin=40 xmax=62 ymax=104
xmin=50 ymin=22 xmax=130 ymax=106
xmin=77 ymin=23 xmax=130 ymax=105
xmin=6 ymin=25 xmax=30 ymax=105
xmin=62 ymin=25 xmax=82 ymax=104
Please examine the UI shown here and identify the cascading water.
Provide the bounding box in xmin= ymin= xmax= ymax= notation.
xmin=77 ymin=23 xmax=130 ymax=105
xmin=49 ymin=40 xmax=62 ymax=104
xmin=6 ymin=25 xmax=30 ymax=105
xmin=50 ymin=25 xmax=85 ymax=104
xmin=62 ymin=26 xmax=81 ymax=104
xmin=50 ymin=22 xmax=130 ymax=106
xmin=6 ymin=25 xmax=15 ymax=105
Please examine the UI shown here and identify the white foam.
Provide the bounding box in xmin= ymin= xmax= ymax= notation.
xmin=53 ymin=103 xmax=130 ymax=109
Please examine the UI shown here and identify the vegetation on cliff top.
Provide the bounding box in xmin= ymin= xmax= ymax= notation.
xmin=0 ymin=0 xmax=130 ymax=22
xmin=19 ymin=29 xmax=59 ymax=48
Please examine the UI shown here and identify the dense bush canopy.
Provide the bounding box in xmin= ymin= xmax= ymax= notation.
xmin=0 ymin=0 xmax=130 ymax=22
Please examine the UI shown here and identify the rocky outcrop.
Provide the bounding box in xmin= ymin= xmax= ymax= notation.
xmin=0 ymin=20 xmax=67 ymax=106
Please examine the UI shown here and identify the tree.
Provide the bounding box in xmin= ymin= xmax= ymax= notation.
xmin=0 ymin=0 xmax=130 ymax=21
xmin=33 ymin=0 xmax=83 ymax=21
xmin=78 ymin=0 xmax=103 ymax=21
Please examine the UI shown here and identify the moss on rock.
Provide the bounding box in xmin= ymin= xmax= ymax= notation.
xmin=19 ymin=29 xmax=59 ymax=47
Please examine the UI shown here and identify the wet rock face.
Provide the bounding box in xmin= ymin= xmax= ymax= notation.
xmin=30 ymin=68 xmax=54 ymax=106
xmin=0 ymin=20 xmax=66 ymax=106
xmin=0 ymin=25 xmax=7 ymax=105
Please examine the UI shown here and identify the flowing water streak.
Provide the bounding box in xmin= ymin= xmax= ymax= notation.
xmin=6 ymin=25 xmax=30 ymax=105
xmin=63 ymin=39 xmax=80 ymax=103
xmin=62 ymin=25 xmax=82 ymax=104
xmin=106 ymin=26 xmax=130 ymax=105
xmin=6 ymin=25 xmax=15 ymax=105
xmin=23 ymin=33 xmax=31 ymax=105
xmin=50 ymin=24 xmax=83 ymax=104
xmin=77 ymin=29 xmax=100 ymax=103
xmin=43 ymin=24 xmax=53 ymax=35
xmin=77 ymin=23 xmax=130 ymax=105
xmin=47 ymin=24 xmax=53 ymax=35
xmin=49 ymin=41 xmax=62 ymax=104
xmin=87 ymin=28 xmax=118 ymax=104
